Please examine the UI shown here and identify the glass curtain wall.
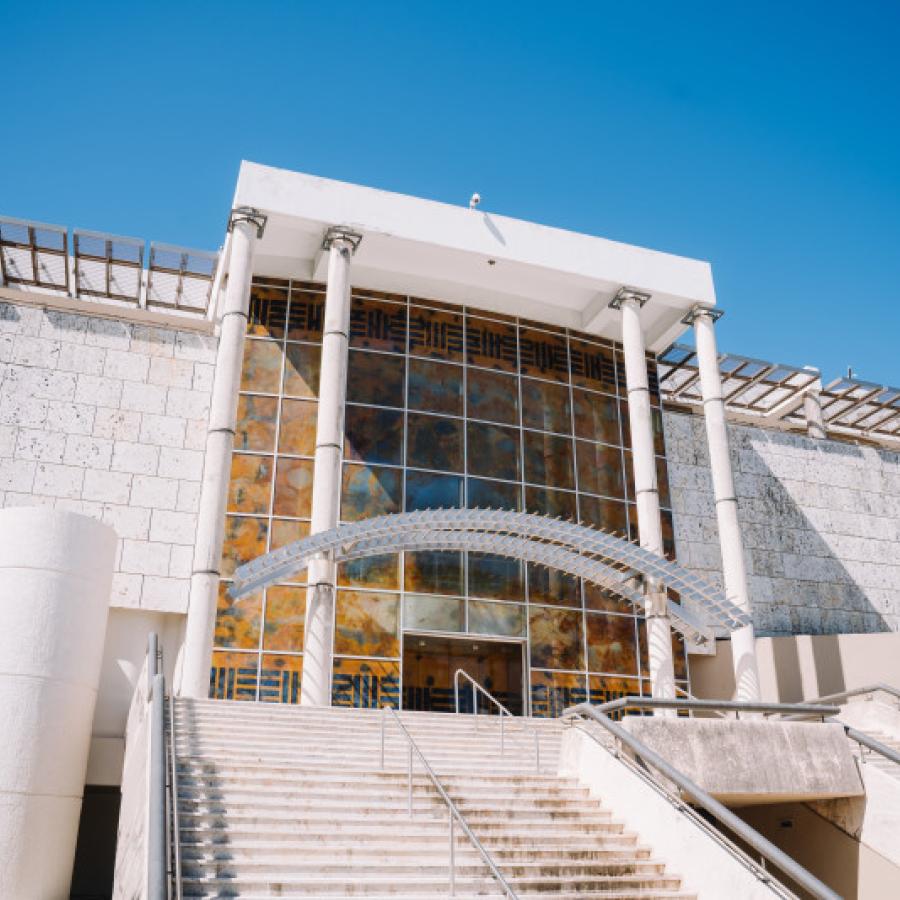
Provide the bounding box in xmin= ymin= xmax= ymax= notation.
xmin=212 ymin=279 xmax=688 ymax=713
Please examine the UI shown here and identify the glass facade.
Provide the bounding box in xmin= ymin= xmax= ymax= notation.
xmin=212 ymin=279 xmax=687 ymax=713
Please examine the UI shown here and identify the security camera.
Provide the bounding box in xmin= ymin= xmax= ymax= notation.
xmin=469 ymin=193 xmax=481 ymax=209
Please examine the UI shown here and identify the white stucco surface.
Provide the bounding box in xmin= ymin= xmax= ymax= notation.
xmin=666 ymin=411 xmax=900 ymax=635
xmin=0 ymin=507 xmax=116 ymax=900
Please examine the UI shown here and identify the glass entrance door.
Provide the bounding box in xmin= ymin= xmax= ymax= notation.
xmin=402 ymin=633 xmax=525 ymax=715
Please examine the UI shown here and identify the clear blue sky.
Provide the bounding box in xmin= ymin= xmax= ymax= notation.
xmin=3 ymin=2 xmax=898 ymax=385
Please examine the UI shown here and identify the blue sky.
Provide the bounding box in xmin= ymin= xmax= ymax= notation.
xmin=2 ymin=2 xmax=898 ymax=384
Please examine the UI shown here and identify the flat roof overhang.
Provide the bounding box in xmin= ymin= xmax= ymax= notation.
xmin=229 ymin=161 xmax=716 ymax=352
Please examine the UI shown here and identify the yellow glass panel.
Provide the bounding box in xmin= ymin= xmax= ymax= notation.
xmin=528 ymin=606 xmax=583 ymax=670
xmin=214 ymin=582 xmax=261 ymax=649
xmin=586 ymin=613 xmax=639 ymax=676
xmin=278 ymin=398 xmax=317 ymax=456
xmin=209 ymin=650 xmax=259 ymax=701
xmin=588 ymin=675 xmax=646 ymax=719
xmin=270 ymin=518 xmax=310 ymax=552
xmin=263 ymin=586 xmax=306 ymax=652
xmin=530 ymin=670 xmax=586 ymax=718
xmin=235 ymin=395 xmax=278 ymax=452
xmin=272 ymin=457 xmax=314 ymax=518
xmin=259 ymin=653 xmax=303 ymax=703
xmin=221 ymin=516 xmax=268 ymax=578
xmin=227 ymin=453 xmax=272 ymax=514
xmin=240 ymin=339 xmax=282 ymax=394
xmin=334 ymin=591 xmax=400 ymax=658
xmin=332 ymin=658 xmax=400 ymax=709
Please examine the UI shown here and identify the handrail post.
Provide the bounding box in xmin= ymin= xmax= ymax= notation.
xmin=472 ymin=681 xmax=477 ymax=720
xmin=408 ymin=743 xmax=413 ymax=818
xmin=534 ymin=729 xmax=540 ymax=773
xmin=380 ymin=708 xmax=386 ymax=770
xmin=500 ymin=711 xmax=505 ymax=756
xmin=148 ymin=672 xmax=166 ymax=900
xmin=454 ymin=672 xmax=460 ymax=715
xmin=448 ymin=809 xmax=455 ymax=896
xmin=147 ymin=632 xmax=159 ymax=693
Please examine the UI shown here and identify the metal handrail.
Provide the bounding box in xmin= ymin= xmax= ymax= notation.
xmin=673 ymin=683 xmax=727 ymax=718
xmin=453 ymin=669 xmax=540 ymax=772
xmin=167 ymin=694 xmax=183 ymax=899
xmin=800 ymin=682 xmax=900 ymax=709
xmin=148 ymin=637 xmax=167 ymax=900
xmin=564 ymin=700 xmax=841 ymax=900
xmin=595 ymin=696 xmax=840 ymax=718
xmin=379 ymin=705 xmax=518 ymax=898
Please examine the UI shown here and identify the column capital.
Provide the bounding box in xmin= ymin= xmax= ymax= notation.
xmin=681 ymin=303 xmax=724 ymax=325
xmin=322 ymin=226 xmax=363 ymax=254
xmin=228 ymin=206 xmax=267 ymax=239
xmin=608 ymin=287 xmax=651 ymax=310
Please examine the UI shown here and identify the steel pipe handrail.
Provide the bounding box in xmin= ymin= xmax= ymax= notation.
xmin=148 ymin=636 xmax=167 ymax=900
xmin=167 ymin=693 xmax=183 ymax=899
xmin=842 ymin=723 xmax=900 ymax=767
xmin=379 ymin=705 xmax=518 ymax=898
xmin=673 ymin=684 xmax=727 ymax=718
xmin=564 ymin=702 xmax=840 ymax=900
xmin=453 ymin=669 xmax=540 ymax=772
xmin=800 ymin=682 xmax=900 ymax=708
xmin=595 ymin=696 xmax=840 ymax=718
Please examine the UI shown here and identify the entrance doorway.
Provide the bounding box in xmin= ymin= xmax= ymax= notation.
xmin=402 ymin=634 xmax=525 ymax=715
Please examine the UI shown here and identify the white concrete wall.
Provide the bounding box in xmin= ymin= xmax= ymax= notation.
xmin=665 ymin=411 xmax=900 ymax=635
xmin=0 ymin=508 xmax=117 ymax=900
xmin=0 ymin=299 xmax=217 ymax=614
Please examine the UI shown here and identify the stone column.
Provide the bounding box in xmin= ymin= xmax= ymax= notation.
xmin=0 ymin=508 xmax=117 ymax=900
xmin=610 ymin=288 xmax=676 ymax=704
xmin=301 ymin=227 xmax=362 ymax=706
xmin=687 ymin=304 xmax=761 ymax=701
xmin=179 ymin=207 xmax=266 ymax=698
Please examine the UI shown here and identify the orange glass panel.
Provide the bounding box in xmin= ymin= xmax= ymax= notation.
xmin=573 ymin=389 xmax=621 ymax=444
xmin=576 ymin=441 xmax=625 ymax=499
xmin=584 ymin=582 xmax=634 ymax=615
xmin=334 ymin=591 xmax=400 ymax=658
xmin=235 ymin=395 xmax=278 ymax=452
xmin=278 ymin=399 xmax=317 ymax=456
xmin=259 ymin=653 xmax=303 ymax=703
xmin=518 ymin=327 xmax=568 ymax=383
xmin=521 ymin=378 xmax=571 ymax=433
xmin=262 ymin=586 xmax=306 ymax=652
xmin=586 ymin=613 xmax=639 ymax=676
xmin=349 ymin=296 xmax=406 ymax=353
xmin=221 ymin=516 xmax=268 ymax=578
xmin=578 ymin=494 xmax=629 ymax=536
xmin=286 ymin=288 xmax=325 ymax=341
xmin=227 ymin=453 xmax=272 ymax=514
xmin=466 ymin=422 xmax=520 ymax=481
xmin=240 ymin=339 xmax=282 ymax=394
xmin=523 ymin=431 xmax=574 ymax=488
xmin=465 ymin=316 xmax=517 ymax=372
xmin=524 ymin=486 xmax=577 ymax=520
xmin=344 ymin=406 xmax=403 ymax=465
xmin=272 ymin=458 xmax=314 ymax=518
xmin=341 ymin=464 xmax=402 ymax=521
xmin=269 ymin=518 xmax=310 ymax=552
xmin=528 ymin=564 xmax=580 ymax=607
xmin=408 ymin=358 xmax=463 ymax=415
xmin=588 ymin=675 xmax=646 ymax=719
xmin=530 ymin=670 xmax=586 ymax=718
xmin=214 ymin=582 xmax=261 ymax=649
xmin=466 ymin=367 xmax=518 ymax=425
xmin=570 ymin=338 xmax=617 ymax=393
xmin=407 ymin=414 xmax=463 ymax=472
xmin=332 ymin=658 xmax=400 ymax=709
xmin=347 ymin=350 xmax=405 ymax=407
xmin=408 ymin=306 xmax=464 ymax=361
xmin=528 ymin=606 xmax=583 ymax=670
xmin=209 ymin=650 xmax=259 ymax=701
xmin=338 ymin=554 xmax=400 ymax=590
xmin=247 ymin=285 xmax=288 ymax=339
xmin=283 ymin=342 xmax=321 ymax=397
xmin=404 ymin=550 xmax=463 ymax=596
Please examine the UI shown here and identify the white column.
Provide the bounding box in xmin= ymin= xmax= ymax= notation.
xmin=804 ymin=378 xmax=826 ymax=440
xmin=179 ymin=208 xmax=266 ymax=698
xmin=301 ymin=227 xmax=362 ymax=706
xmin=0 ymin=508 xmax=117 ymax=900
xmin=689 ymin=305 xmax=761 ymax=701
xmin=611 ymin=289 xmax=676 ymax=704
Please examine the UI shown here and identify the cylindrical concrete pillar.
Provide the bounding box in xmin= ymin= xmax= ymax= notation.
xmin=804 ymin=379 xmax=826 ymax=440
xmin=179 ymin=208 xmax=265 ymax=698
xmin=691 ymin=306 xmax=761 ymax=702
xmin=614 ymin=290 xmax=675 ymax=704
xmin=0 ymin=508 xmax=116 ymax=900
xmin=302 ymin=227 xmax=362 ymax=706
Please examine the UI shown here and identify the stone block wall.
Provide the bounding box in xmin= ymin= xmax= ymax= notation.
xmin=665 ymin=410 xmax=900 ymax=636
xmin=0 ymin=300 xmax=217 ymax=613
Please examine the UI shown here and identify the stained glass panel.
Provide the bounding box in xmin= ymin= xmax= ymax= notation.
xmin=235 ymin=395 xmax=278 ymax=452
xmin=528 ymin=565 xmax=580 ymax=607
xmin=408 ymin=306 xmax=464 ymax=361
xmin=584 ymin=582 xmax=635 ymax=615
xmin=467 ymin=477 xmax=521 ymax=511
xmin=347 ymin=350 xmax=405 ymax=408
xmin=578 ymin=494 xmax=629 ymax=536
xmin=530 ymin=670 xmax=586 ymax=718
xmin=241 ymin=338 xmax=282 ymax=394
xmin=349 ymin=296 xmax=406 ymax=353
xmin=259 ymin=654 xmax=303 ymax=703
xmin=468 ymin=553 xmax=524 ymax=601
xmin=586 ymin=613 xmax=639 ymax=675
xmin=221 ymin=516 xmax=268 ymax=578
xmin=214 ymin=583 xmax=261 ymax=649
xmin=262 ymin=586 xmax=306 ymax=652
xmin=247 ymin=285 xmax=287 ymax=339
xmin=405 ymin=470 xmax=463 ymax=511
xmin=519 ymin=327 xmax=568 ymax=383
xmin=576 ymin=441 xmax=625 ymax=499
xmin=468 ymin=600 xmax=525 ymax=637
xmin=338 ymin=554 xmax=400 ymax=590
xmin=341 ymin=464 xmax=402 ymax=521
xmin=525 ymin=486 xmax=577 ymax=520
xmin=404 ymin=550 xmax=464 ymax=596
xmin=573 ymin=389 xmax=620 ymax=445
xmin=269 ymin=518 xmax=310 ymax=552
xmin=283 ymin=343 xmax=321 ymax=398
xmin=210 ymin=651 xmax=259 ymax=701
xmin=570 ymin=338 xmax=617 ymax=394
xmin=286 ymin=288 xmax=324 ymax=342
xmin=466 ymin=422 xmax=519 ymax=481
xmin=521 ymin=378 xmax=571 ymax=433
xmin=272 ymin=457 xmax=314 ymax=518
xmin=408 ymin=358 xmax=463 ymax=415
xmin=344 ymin=406 xmax=403 ymax=465
xmin=523 ymin=431 xmax=574 ymax=489
xmin=335 ymin=591 xmax=400 ymax=658
xmin=332 ymin=658 xmax=400 ymax=709
xmin=402 ymin=594 xmax=465 ymax=632
xmin=227 ymin=453 xmax=272 ymax=514
xmin=529 ymin=606 xmax=583 ymax=670
xmin=278 ymin=399 xmax=317 ymax=456
xmin=406 ymin=414 xmax=463 ymax=472
xmin=466 ymin=367 xmax=518 ymax=425
xmin=466 ymin=316 xmax=517 ymax=372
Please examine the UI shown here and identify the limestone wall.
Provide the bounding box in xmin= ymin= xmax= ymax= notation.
xmin=0 ymin=299 xmax=217 ymax=614
xmin=665 ymin=410 xmax=900 ymax=636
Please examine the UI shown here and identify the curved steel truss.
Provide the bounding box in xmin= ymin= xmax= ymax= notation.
xmin=230 ymin=508 xmax=749 ymax=646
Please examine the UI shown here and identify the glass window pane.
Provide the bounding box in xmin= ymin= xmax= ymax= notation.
xmin=569 ymin=338 xmax=617 ymax=393
xmin=466 ymin=367 xmax=518 ymax=425
xmin=247 ymin=285 xmax=288 ymax=339
xmin=402 ymin=594 xmax=464 ymax=632
xmin=286 ymin=287 xmax=325 ymax=341
xmin=468 ymin=600 xmax=525 ymax=637
xmin=530 ymin=670 xmax=586 ymax=718
xmin=405 ymin=470 xmax=463 ymax=511
xmin=576 ymin=441 xmax=625 ymax=499
xmin=278 ymin=399 xmax=317 ymax=456
xmin=259 ymin=653 xmax=303 ymax=703
xmin=215 ymin=583 xmax=261 ymax=649
xmin=335 ymin=590 xmax=400 ymax=658
xmin=283 ymin=343 xmax=321 ymax=398
xmin=269 ymin=518 xmax=309 ymax=553
xmin=528 ymin=564 xmax=580 ymax=607
xmin=529 ymin=606 xmax=584 ymax=670
xmin=344 ymin=406 xmax=403 ymax=465
xmin=221 ymin=515 xmax=268 ymax=578
xmin=235 ymin=395 xmax=278 ymax=452
xmin=619 ymin=398 xmax=632 ymax=448
xmin=521 ymin=378 xmax=571 ymax=433
xmin=584 ymin=581 xmax=634 ymax=615
xmin=349 ymin=296 xmax=406 ymax=353
xmin=347 ymin=350 xmax=405 ymax=407
xmin=673 ymin=631 xmax=689 ymax=681
xmin=341 ymin=464 xmax=402 ymax=521
xmin=241 ymin=338 xmax=282 ymax=394
xmin=573 ymin=389 xmax=620 ymax=444
xmin=262 ymin=586 xmax=305 ymax=652
xmin=637 ymin=618 xmax=650 ymax=677
xmin=409 ymin=306 xmax=464 ymax=361
xmin=465 ymin=316 xmax=517 ymax=372
xmin=468 ymin=552 xmax=524 ymax=601
xmin=227 ymin=453 xmax=272 ymax=514
xmin=525 ymin=486 xmax=577 ymax=520
xmin=519 ymin=327 xmax=568 ymax=383
xmin=578 ymin=495 xmax=629 ymax=536
xmin=467 ymin=477 xmax=521 ymax=511
xmin=662 ymin=509 xmax=676 ymax=560
xmin=408 ymin=358 xmax=462 ymax=415
xmin=651 ymin=406 xmax=666 ymax=456
xmin=404 ymin=550 xmax=463 ymax=596
xmin=272 ymin=457 xmax=314 ymax=518
xmin=467 ymin=422 xmax=520 ymax=481
xmin=338 ymin=554 xmax=400 ymax=590
xmin=523 ymin=431 xmax=574 ymax=488
xmin=407 ymin=414 xmax=463 ymax=472
xmin=588 ymin=675 xmax=646 ymax=718
xmin=586 ymin=613 xmax=639 ymax=675
xmin=332 ymin=658 xmax=400 ymax=709
xmin=210 ymin=650 xmax=259 ymax=701
xmin=657 ymin=456 xmax=671 ymax=509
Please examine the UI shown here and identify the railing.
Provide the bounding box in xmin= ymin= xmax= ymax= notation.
xmin=453 ymin=669 xmax=541 ymax=772
xmin=564 ymin=697 xmax=842 ymax=900
xmin=146 ymin=633 xmax=182 ymax=900
xmin=673 ymin=683 xmax=727 ymax=718
xmin=800 ymin=682 xmax=900 ymax=710
xmin=379 ymin=705 xmax=518 ymax=898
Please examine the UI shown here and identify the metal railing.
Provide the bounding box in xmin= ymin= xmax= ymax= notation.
xmin=564 ymin=697 xmax=842 ymax=900
xmin=453 ymin=669 xmax=541 ymax=772
xmin=379 ymin=705 xmax=518 ymax=898
xmin=800 ymin=682 xmax=900 ymax=710
xmin=146 ymin=633 xmax=182 ymax=900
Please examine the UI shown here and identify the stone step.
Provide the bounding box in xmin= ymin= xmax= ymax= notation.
xmin=182 ymin=892 xmax=692 ymax=900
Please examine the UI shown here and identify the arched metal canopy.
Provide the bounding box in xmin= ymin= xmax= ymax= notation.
xmin=230 ymin=508 xmax=748 ymax=646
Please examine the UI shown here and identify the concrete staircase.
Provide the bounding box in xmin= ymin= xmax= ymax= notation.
xmin=848 ymin=729 xmax=900 ymax=779
xmin=173 ymin=698 xmax=695 ymax=898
